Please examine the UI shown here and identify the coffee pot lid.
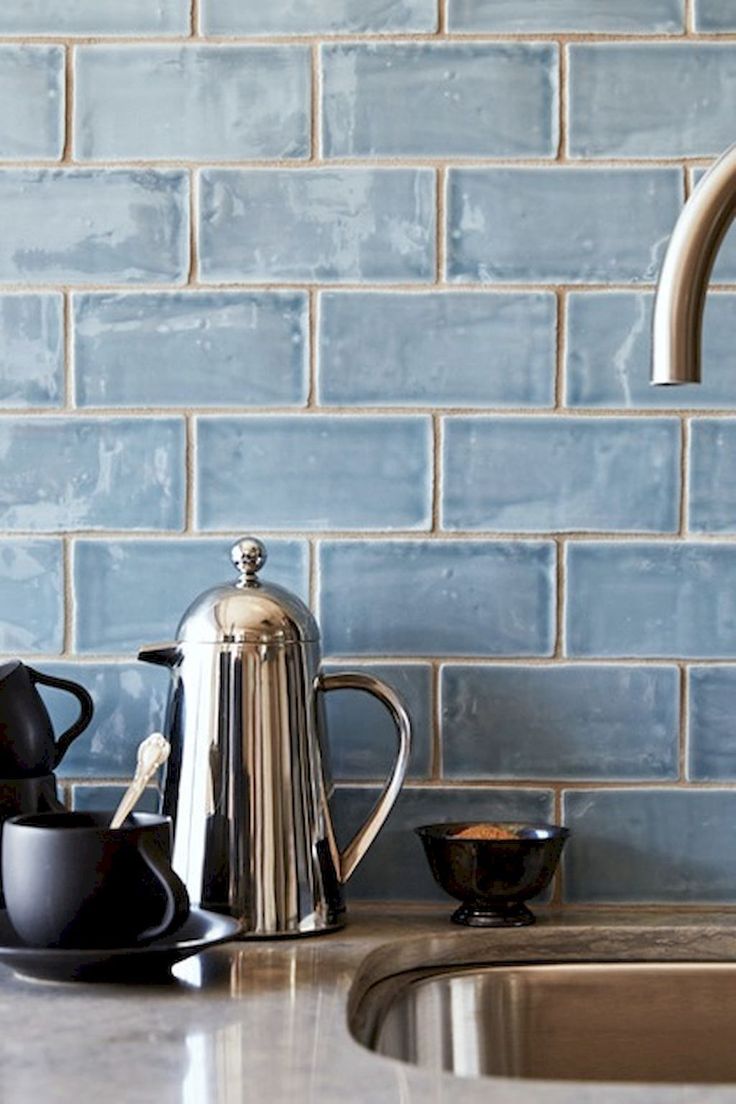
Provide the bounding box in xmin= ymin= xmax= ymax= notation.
xmin=175 ymin=537 xmax=319 ymax=645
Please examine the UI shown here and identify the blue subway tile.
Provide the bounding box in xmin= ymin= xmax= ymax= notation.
xmin=202 ymin=0 xmax=437 ymax=34
xmin=322 ymin=44 xmax=557 ymax=158
xmin=570 ymin=45 xmax=736 ymax=159
xmin=74 ymin=538 xmax=308 ymax=653
xmin=198 ymin=169 xmax=435 ymax=284
xmin=0 ymin=294 xmax=63 ymax=408
xmin=690 ymin=419 xmax=736 ymax=533
xmin=0 ymin=540 xmax=63 ymax=653
xmin=0 ymin=0 xmax=189 ymax=34
xmin=320 ymin=540 xmax=555 ymax=657
xmin=442 ymin=665 xmax=679 ymax=780
xmin=688 ymin=667 xmax=736 ymax=781
xmin=448 ymin=0 xmax=684 ymax=33
xmin=566 ymin=292 xmax=736 ymax=408
xmin=563 ymin=788 xmax=736 ymax=902
xmin=0 ymin=170 xmax=188 ymax=285
xmin=325 ymin=664 xmax=432 ymax=780
xmin=695 ymin=0 xmax=736 ymax=31
xmin=318 ymin=292 xmax=556 ymax=408
xmin=566 ymin=543 xmax=736 ymax=658
xmin=442 ymin=416 xmax=679 ymax=533
xmin=0 ymin=47 xmax=63 ymax=160
xmin=75 ymin=46 xmax=310 ymax=162
xmin=0 ymin=418 xmax=184 ymax=532
xmin=38 ymin=662 xmax=170 ymax=779
xmin=196 ymin=416 xmax=432 ymax=532
xmin=447 ymin=168 xmax=682 ymax=284
xmin=333 ymin=785 xmax=554 ymax=900
xmin=72 ymin=785 xmax=160 ymax=814
xmin=73 ymin=292 xmax=308 ymax=408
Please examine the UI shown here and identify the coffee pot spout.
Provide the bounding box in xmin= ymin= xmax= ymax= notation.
xmin=137 ymin=644 xmax=180 ymax=669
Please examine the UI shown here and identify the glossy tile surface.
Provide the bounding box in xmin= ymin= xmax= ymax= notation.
xmin=318 ymin=292 xmax=556 ymax=407
xmin=0 ymin=540 xmax=63 ymax=653
xmin=446 ymin=168 xmax=682 ymax=283
xmin=322 ymin=44 xmax=557 ymax=157
xmin=566 ymin=292 xmax=736 ymax=407
xmin=73 ymin=538 xmax=308 ymax=653
xmin=75 ymin=46 xmax=310 ymax=161
xmin=198 ymin=169 xmax=435 ymax=283
xmin=563 ymin=789 xmax=736 ymax=901
xmin=202 ymin=0 xmax=437 ymax=33
xmin=39 ymin=662 xmax=170 ymax=778
xmin=566 ymin=543 xmax=736 ymax=657
xmin=0 ymin=418 xmax=184 ymax=531
xmin=319 ymin=540 xmax=556 ymax=656
xmin=0 ymin=47 xmax=63 ymax=160
xmin=695 ymin=0 xmax=736 ymax=31
xmin=448 ymin=0 xmax=684 ymax=32
xmin=0 ymin=294 xmax=63 ymax=407
xmin=442 ymin=664 xmax=679 ymax=779
xmin=325 ymin=663 xmax=432 ymax=780
xmin=0 ymin=0 xmax=189 ymax=34
xmin=196 ymin=416 xmax=432 ymax=531
xmin=73 ymin=292 xmax=308 ymax=408
xmin=0 ymin=170 xmax=188 ymax=285
xmin=569 ymin=45 xmax=736 ymax=158
xmin=688 ymin=667 xmax=736 ymax=780
xmin=442 ymin=416 xmax=679 ymax=532
xmin=689 ymin=420 xmax=736 ymax=533
xmin=333 ymin=785 xmax=554 ymax=899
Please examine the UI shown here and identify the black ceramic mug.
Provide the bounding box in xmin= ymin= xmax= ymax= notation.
xmin=2 ymin=812 xmax=190 ymax=949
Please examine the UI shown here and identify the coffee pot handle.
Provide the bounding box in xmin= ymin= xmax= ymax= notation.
xmin=318 ymin=672 xmax=411 ymax=884
xmin=27 ymin=667 xmax=94 ymax=769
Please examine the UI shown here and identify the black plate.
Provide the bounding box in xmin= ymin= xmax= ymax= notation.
xmin=0 ymin=908 xmax=241 ymax=983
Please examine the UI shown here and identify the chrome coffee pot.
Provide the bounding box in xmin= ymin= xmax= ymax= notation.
xmin=138 ymin=537 xmax=411 ymax=938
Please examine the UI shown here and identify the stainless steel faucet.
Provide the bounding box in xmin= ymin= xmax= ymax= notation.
xmin=652 ymin=143 xmax=736 ymax=385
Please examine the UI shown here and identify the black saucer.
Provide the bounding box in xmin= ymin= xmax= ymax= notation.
xmin=0 ymin=908 xmax=241 ymax=983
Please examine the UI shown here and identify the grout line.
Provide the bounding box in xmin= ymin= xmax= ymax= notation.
xmin=0 ymin=32 xmax=726 ymax=44
xmin=554 ymin=288 xmax=566 ymax=408
xmin=9 ymin=528 xmax=736 ymax=542
xmin=438 ymin=0 xmax=447 ymax=35
xmin=430 ymin=662 xmax=442 ymax=779
xmin=310 ymin=44 xmax=321 ymax=161
xmin=0 ymin=156 xmax=721 ymax=170
xmin=679 ymin=665 xmax=689 ymax=781
xmin=681 ymin=417 xmax=691 ymax=534
xmin=185 ymin=416 xmax=195 ymax=532
xmin=310 ymin=539 xmax=320 ymax=614
xmin=61 ymin=44 xmax=74 ymax=162
xmin=435 ymin=167 xmax=446 ymax=282
xmin=8 ymin=405 xmax=736 ymax=418
xmin=62 ymin=538 xmax=74 ymax=654
xmin=63 ymin=292 xmax=74 ymax=408
xmin=187 ymin=169 xmax=198 ymax=284
xmin=554 ymin=539 xmax=566 ymax=658
xmin=190 ymin=0 xmax=199 ymax=37
xmin=685 ymin=0 xmax=696 ymax=35
xmin=431 ymin=415 xmax=442 ymax=531
xmin=557 ymin=42 xmax=568 ymax=162
xmin=307 ymin=288 xmax=318 ymax=407
xmin=333 ymin=779 xmax=736 ymax=790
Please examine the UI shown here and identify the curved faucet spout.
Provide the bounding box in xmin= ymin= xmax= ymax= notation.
xmin=652 ymin=143 xmax=736 ymax=385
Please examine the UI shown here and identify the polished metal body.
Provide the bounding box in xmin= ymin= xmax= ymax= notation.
xmin=138 ymin=538 xmax=411 ymax=939
xmin=652 ymin=142 xmax=736 ymax=385
xmin=363 ymin=962 xmax=736 ymax=1084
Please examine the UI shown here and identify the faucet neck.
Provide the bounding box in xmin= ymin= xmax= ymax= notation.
xmin=652 ymin=143 xmax=736 ymax=386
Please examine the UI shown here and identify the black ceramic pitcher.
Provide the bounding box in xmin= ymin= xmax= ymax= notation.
xmin=0 ymin=660 xmax=94 ymax=776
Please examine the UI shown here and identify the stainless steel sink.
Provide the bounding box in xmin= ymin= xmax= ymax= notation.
xmin=357 ymin=961 xmax=736 ymax=1084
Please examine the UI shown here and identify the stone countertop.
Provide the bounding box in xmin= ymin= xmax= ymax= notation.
xmin=3 ymin=905 xmax=736 ymax=1104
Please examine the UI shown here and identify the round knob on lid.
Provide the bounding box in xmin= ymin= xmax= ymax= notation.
xmin=231 ymin=537 xmax=267 ymax=584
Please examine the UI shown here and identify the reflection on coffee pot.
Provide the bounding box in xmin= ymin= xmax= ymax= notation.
xmin=0 ymin=660 xmax=94 ymax=777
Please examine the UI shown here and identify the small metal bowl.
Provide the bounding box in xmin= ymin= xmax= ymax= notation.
xmin=416 ymin=821 xmax=570 ymax=928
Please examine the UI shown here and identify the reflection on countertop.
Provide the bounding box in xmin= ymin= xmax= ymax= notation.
xmin=4 ymin=905 xmax=736 ymax=1104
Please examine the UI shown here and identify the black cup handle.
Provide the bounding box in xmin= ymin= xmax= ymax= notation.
xmin=137 ymin=836 xmax=190 ymax=943
xmin=27 ymin=667 xmax=94 ymax=769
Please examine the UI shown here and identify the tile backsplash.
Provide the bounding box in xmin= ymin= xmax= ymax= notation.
xmin=3 ymin=0 xmax=736 ymax=906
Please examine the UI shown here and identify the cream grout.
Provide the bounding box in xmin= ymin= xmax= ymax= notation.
xmin=0 ymin=31 xmax=730 ymax=44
